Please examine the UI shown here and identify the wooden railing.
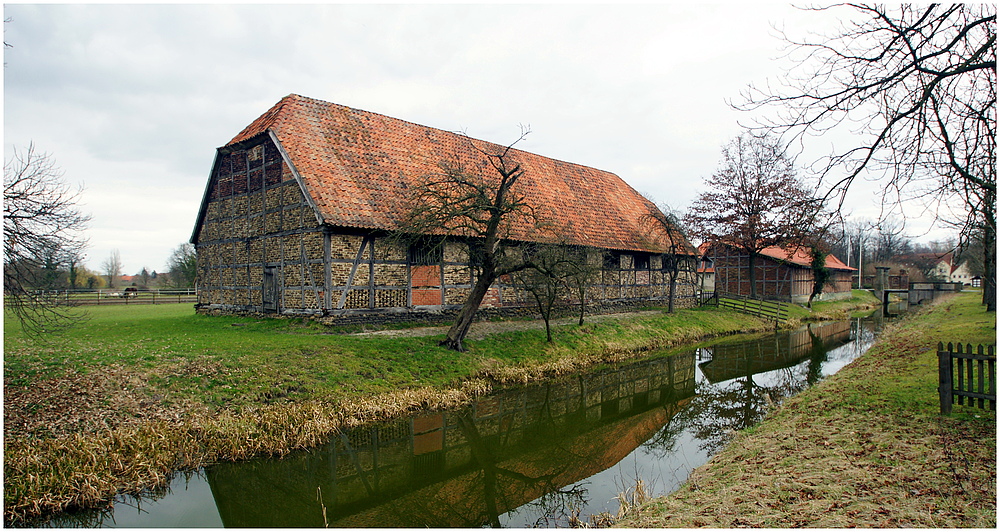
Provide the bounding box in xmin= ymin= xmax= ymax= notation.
xmin=26 ymin=289 xmax=198 ymax=306
xmin=713 ymin=291 xmax=788 ymax=326
xmin=938 ymin=342 xmax=996 ymax=414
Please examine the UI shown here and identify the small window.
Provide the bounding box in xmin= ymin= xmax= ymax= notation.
xmin=467 ymin=240 xmax=485 ymax=271
xmin=248 ymin=145 xmax=263 ymax=161
xmin=409 ymin=240 xmax=442 ymax=266
xmin=634 ymin=253 xmax=650 ymax=270
xmin=603 ymin=252 xmax=621 ymax=270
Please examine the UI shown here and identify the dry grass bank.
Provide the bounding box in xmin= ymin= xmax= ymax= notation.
xmin=619 ymin=292 xmax=996 ymax=528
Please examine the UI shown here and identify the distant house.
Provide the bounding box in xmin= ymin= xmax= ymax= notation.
xmin=696 ymin=243 xmax=715 ymax=294
xmin=704 ymin=243 xmax=855 ymax=304
xmin=191 ymin=94 xmax=698 ymax=321
xmin=891 ymin=252 xmax=974 ymax=285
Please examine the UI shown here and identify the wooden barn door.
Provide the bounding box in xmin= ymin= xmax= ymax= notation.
xmin=263 ymin=266 xmax=279 ymax=313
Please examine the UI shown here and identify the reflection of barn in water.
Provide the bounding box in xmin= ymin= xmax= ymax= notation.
xmin=206 ymin=352 xmax=696 ymax=527
xmin=698 ymin=321 xmax=854 ymax=383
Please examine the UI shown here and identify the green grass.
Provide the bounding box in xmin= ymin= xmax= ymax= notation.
xmin=620 ymin=291 xmax=996 ymax=528
xmin=4 ymin=304 xmax=773 ymax=413
xmin=1 ymin=293 xmax=894 ymax=524
xmin=782 ymin=289 xmax=881 ymax=322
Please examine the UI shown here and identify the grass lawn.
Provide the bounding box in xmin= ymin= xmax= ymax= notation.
xmin=785 ymin=289 xmax=881 ymax=322
xmin=620 ymin=291 xmax=996 ymax=528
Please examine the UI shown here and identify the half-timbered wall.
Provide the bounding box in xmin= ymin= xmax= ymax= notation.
xmin=196 ymin=136 xmax=328 ymax=313
xmin=710 ymin=244 xmax=852 ymax=303
xmin=195 ymin=137 xmax=698 ymax=318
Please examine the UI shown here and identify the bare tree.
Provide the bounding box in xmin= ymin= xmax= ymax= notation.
xmin=3 ymin=144 xmax=90 ymax=334
xmin=167 ymin=242 xmax=198 ymax=288
xmin=642 ymin=205 xmax=697 ymax=313
xmin=102 ymin=249 xmax=123 ymax=289
xmin=685 ymin=133 xmax=825 ymax=298
xmin=737 ymin=4 xmax=996 ymax=309
xmin=564 ymin=246 xmax=601 ymax=326
xmin=873 ymin=217 xmax=912 ymax=262
xmin=402 ymin=128 xmax=538 ymax=352
xmin=511 ymin=244 xmax=575 ymax=343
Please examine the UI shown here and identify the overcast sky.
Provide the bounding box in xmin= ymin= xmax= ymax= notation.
xmin=4 ymin=3 xmax=952 ymax=276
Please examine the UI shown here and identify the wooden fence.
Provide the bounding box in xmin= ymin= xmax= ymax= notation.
xmin=938 ymin=342 xmax=996 ymax=414
xmin=29 ymin=289 xmax=198 ymax=306
xmin=713 ymin=291 xmax=788 ymax=326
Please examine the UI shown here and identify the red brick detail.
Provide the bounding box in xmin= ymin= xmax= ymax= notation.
xmin=410 ymin=265 xmax=440 ymax=288
xmin=411 ymin=288 xmax=442 ymax=306
xmin=413 ymin=413 xmax=444 ymax=435
xmin=412 ymin=430 xmax=443 ymax=455
xmin=481 ymin=287 xmax=501 ymax=308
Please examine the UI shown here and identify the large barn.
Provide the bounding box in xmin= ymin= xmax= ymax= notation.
xmin=191 ymin=94 xmax=697 ymax=322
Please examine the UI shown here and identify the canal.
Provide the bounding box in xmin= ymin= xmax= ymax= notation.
xmin=41 ymin=315 xmax=887 ymax=528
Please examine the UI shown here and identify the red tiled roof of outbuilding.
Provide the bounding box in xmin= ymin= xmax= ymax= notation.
xmin=758 ymin=245 xmax=855 ymax=271
xmin=226 ymin=94 xmax=693 ymax=255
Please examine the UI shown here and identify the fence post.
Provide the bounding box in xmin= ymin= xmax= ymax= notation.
xmin=990 ymin=345 xmax=997 ymax=412
xmin=938 ymin=342 xmax=953 ymax=415
xmin=977 ymin=344 xmax=986 ymax=409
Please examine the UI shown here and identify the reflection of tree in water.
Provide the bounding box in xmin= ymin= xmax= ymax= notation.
xmin=457 ymin=414 xmax=562 ymax=527
xmin=521 ymin=482 xmax=590 ymax=528
xmin=635 ymin=385 xmax=691 ymax=459
xmin=454 ymin=380 xmax=591 ymax=528
xmin=656 ymin=324 xmax=837 ymax=457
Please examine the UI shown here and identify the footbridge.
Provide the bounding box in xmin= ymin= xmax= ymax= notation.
xmin=872 ymin=266 xmax=963 ymax=308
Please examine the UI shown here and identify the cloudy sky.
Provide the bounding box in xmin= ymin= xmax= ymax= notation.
xmin=4 ymin=3 xmax=948 ymax=276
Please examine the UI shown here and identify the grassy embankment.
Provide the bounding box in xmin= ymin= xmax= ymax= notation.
xmin=2 ymin=294 xmax=878 ymax=524
xmin=620 ymin=290 xmax=996 ymax=528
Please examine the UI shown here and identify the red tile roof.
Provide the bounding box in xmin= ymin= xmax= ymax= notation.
xmin=226 ymin=94 xmax=693 ymax=255
xmin=759 ymin=245 xmax=855 ymax=271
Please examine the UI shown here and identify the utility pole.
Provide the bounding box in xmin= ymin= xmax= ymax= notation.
xmin=857 ymin=239 xmax=863 ymax=289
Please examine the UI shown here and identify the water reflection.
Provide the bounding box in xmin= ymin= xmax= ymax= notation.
xmin=207 ymin=353 xmax=696 ymax=527
xmin=684 ymin=321 xmax=856 ymax=455
xmin=37 ymin=316 xmax=883 ymax=528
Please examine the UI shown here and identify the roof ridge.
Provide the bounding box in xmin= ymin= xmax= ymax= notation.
xmin=226 ymin=95 xmax=300 ymax=146
xmin=248 ymin=93 xmax=624 ymax=177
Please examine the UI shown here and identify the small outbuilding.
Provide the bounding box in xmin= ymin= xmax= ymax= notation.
xmin=704 ymin=242 xmax=855 ymax=304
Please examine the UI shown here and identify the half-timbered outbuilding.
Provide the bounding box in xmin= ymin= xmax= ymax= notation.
xmin=191 ymin=94 xmax=697 ymax=322
xmin=705 ymin=242 xmax=854 ymax=303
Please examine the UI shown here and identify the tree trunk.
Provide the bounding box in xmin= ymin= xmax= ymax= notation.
xmin=440 ymin=272 xmax=496 ymax=352
xmin=667 ymin=274 xmax=677 ymax=313
xmin=983 ymin=223 xmax=996 ymax=312
xmin=748 ymin=251 xmax=758 ymax=299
